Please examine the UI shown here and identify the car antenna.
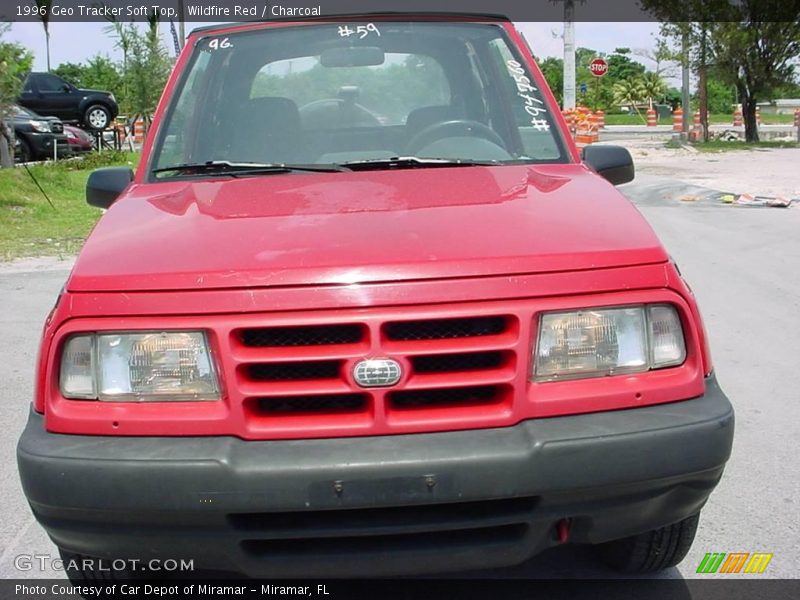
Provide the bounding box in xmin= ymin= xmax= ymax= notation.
xmin=22 ymin=162 xmax=55 ymax=209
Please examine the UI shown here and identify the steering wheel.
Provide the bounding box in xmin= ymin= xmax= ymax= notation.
xmin=406 ymin=119 xmax=506 ymax=155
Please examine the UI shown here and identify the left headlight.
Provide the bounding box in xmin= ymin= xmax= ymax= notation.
xmin=31 ymin=120 xmax=51 ymax=133
xmin=60 ymin=331 xmax=220 ymax=401
xmin=533 ymin=304 xmax=686 ymax=382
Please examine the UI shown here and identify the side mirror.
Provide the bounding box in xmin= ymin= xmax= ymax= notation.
xmin=86 ymin=167 xmax=134 ymax=209
xmin=582 ymin=145 xmax=635 ymax=186
xmin=62 ymin=84 xmax=71 ymax=92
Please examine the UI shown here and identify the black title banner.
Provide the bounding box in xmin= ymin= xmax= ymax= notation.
xmin=1 ymin=0 xmax=799 ymax=23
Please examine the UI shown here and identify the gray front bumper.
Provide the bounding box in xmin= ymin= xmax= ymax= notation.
xmin=18 ymin=376 xmax=734 ymax=577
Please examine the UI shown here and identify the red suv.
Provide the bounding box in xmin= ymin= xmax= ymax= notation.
xmin=18 ymin=15 xmax=733 ymax=581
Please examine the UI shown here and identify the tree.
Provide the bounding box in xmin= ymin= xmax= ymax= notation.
xmin=82 ymin=55 xmax=123 ymax=95
xmin=642 ymin=0 xmax=800 ymax=142
xmin=635 ymin=35 xmax=680 ymax=78
xmin=34 ymin=0 xmax=52 ymax=71
xmin=639 ymin=72 xmax=667 ymax=109
xmin=52 ymin=62 xmax=85 ymax=86
xmin=125 ymin=22 xmax=171 ymax=124
xmin=537 ymin=57 xmax=564 ymax=105
xmin=612 ymin=77 xmax=645 ymax=121
xmin=0 ymin=25 xmax=34 ymax=166
xmin=709 ymin=16 xmax=800 ymax=141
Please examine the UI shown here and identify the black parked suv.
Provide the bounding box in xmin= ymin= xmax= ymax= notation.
xmin=11 ymin=105 xmax=69 ymax=162
xmin=19 ymin=72 xmax=119 ymax=131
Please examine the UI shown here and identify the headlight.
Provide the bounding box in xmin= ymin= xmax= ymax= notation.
xmin=534 ymin=304 xmax=686 ymax=382
xmin=60 ymin=331 xmax=220 ymax=401
xmin=31 ymin=120 xmax=51 ymax=133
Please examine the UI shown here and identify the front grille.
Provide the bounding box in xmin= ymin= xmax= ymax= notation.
xmin=241 ymin=324 xmax=364 ymax=347
xmin=385 ymin=316 xmax=507 ymax=341
xmin=247 ymin=361 xmax=341 ymax=381
xmin=51 ymin=122 xmax=63 ymax=133
xmin=231 ymin=310 xmax=518 ymax=436
xmin=411 ymin=351 xmax=505 ymax=374
xmin=254 ymin=393 xmax=368 ymax=415
xmin=389 ymin=385 xmax=501 ymax=409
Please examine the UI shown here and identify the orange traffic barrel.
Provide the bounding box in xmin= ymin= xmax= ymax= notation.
xmin=672 ymin=107 xmax=683 ymax=132
xmin=646 ymin=108 xmax=657 ymax=127
xmin=733 ymin=107 xmax=743 ymax=126
xmin=594 ymin=110 xmax=605 ymax=129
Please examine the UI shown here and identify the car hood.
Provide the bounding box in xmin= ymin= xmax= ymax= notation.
xmin=67 ymin=164 xmax=668 ymax=292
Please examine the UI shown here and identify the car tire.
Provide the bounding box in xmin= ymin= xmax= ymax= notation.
xmin=84 ymin=105 xmax=111 ymax=131
xmin=597 ymin=513 xmax=700 ymax=573
xmin=17 ymin=138 xmax=33 ymax=163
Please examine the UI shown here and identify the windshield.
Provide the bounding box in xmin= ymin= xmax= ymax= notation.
xmin=151 ymin=21 xmax=567 ymax=178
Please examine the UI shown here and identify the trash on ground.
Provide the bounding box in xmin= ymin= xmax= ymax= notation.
xmin=678 ymin=195 xmax=699 ymax=202
xmin=734 ymin=193 xmax=794 ymax=208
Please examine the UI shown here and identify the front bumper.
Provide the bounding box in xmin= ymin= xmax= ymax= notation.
xmin=18 ymin=376 xmax=733 ymax=577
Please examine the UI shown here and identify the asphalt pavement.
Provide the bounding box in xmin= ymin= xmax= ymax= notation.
xmin=1 ymin=153 xmax=798 ymax=583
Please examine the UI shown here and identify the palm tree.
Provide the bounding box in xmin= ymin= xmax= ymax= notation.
xmin=35 ymin=0 xmax=52 ymax=71
xmin=613 ymin=77 xmax=646 ymax=122
xmin=639 ymin=72 xmax=667 ymax=110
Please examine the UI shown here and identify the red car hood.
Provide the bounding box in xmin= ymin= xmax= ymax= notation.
xmin=67 ymin=164 xmax=667 ymax=292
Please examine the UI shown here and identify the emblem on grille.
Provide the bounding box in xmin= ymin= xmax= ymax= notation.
xmin=353 ymin=358 xmax=402 ymax=388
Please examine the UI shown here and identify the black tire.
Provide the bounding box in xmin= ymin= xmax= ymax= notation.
xmin=83 ymin=104 xmax=111 ymax=131
xmin=17 ymin=137 xmax=33 ymax=163
xmin=597 ymin=513 xmax=700 ymax=573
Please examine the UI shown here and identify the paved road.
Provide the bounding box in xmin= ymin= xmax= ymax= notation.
xmin=1 ymin=169 xmax=798 ymax=582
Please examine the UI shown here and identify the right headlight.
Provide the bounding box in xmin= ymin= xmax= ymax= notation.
xmin=533 ymin=304 xmax=686 ymax=382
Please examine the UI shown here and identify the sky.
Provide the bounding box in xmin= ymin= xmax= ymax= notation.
xmin=5 ymin=21 xmax=663 ymax=71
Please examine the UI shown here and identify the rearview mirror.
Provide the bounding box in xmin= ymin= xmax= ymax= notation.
xmin=86 ymin=167 xmax=134 ymax=209
xmin=320 ymin=47 xmax=385 ymax=68
xmin=582 ymin=145 xmax=635 ymax=186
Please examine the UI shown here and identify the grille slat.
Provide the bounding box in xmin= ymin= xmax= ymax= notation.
xmin=389 ymin=385 xmax=501 ymax=409
xmin=255 ymin=393 xmax=367 ymax=414
xmin=248 ymin=361 xmax=341 ymax=382
xmin=241 ymin=324 xmax=364 ymax=347
xmin=411 ymin=351 xmax=505 ymax=374
xmin=385 ymin=316 xmax=507 ymax=341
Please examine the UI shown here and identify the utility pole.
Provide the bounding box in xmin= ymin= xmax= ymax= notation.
xmin=177 ymin=0 xmax=185 ymax=49
xmin=563 ymin=0 xmax=576 ymax=110
xmin=681 ymin=28 xmax=690 ymax=135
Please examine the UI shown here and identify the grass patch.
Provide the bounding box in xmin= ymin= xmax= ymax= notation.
xmin=0 ymin=152 xmax=139 ymax=261
xmin=690 ymin=140 xmax=799 ymax=153
xmin=603 ymin=112 xmax=796 ymax=126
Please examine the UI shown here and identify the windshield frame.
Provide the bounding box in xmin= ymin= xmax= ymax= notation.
xmin=146 ymin=20 xmax=572 ymax=183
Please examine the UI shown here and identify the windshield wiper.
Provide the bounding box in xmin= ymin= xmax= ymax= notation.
xmin=152 ymin=160 xmax=350 ymax=177
xmin=340 ymin=156 xmax=499 ymax=171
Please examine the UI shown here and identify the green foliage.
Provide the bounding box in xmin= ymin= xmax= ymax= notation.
xmin=701 ymin=77 xmax=736 ymax=114
xmin=537 ymin=57 xmax=563 ymax=105
xmin=52 ymin=62 xmax=85 ymax=86
xmin=125 ymin=22 xmax=171 ymax=119
xmin=0 ymin=25 xmax=35 ymax=166
xmin=643 ymin=0 xmax=800 ymax=142
xmin=82 ymin=55 xmax=123 ymax=95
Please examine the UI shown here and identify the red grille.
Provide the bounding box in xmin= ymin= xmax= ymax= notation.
xmin=231 ymin=309 xmax=519 ymax=437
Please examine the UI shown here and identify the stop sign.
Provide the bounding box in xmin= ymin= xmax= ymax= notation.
xmin=589 ymin=57 xmax=608 ymax=77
